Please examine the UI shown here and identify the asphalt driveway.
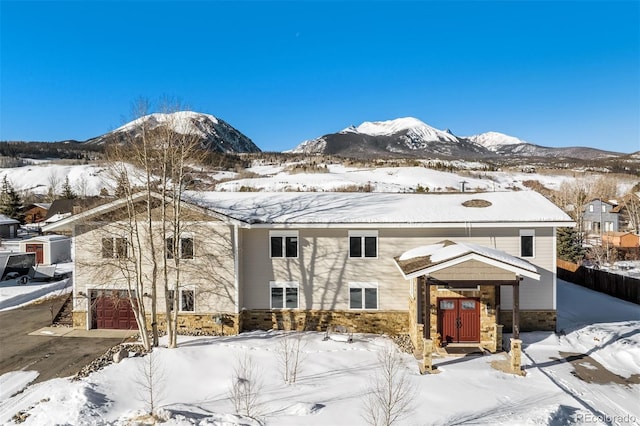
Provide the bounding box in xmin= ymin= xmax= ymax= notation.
xmin=0 ymin=295 xmax=128 ymax=384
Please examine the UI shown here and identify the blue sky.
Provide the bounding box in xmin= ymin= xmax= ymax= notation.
xmin=1 ymin=1 xmax=639 ymax=153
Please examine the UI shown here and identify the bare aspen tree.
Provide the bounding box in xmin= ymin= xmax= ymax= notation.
xmin=623 ymin=191 xmax=640 ymax=232
xmin=362 ymin=345 xmax=416 ymax=426
xmin=136 ymin=349 xmax=166 ymax=418
xmin=47 ymin=171 xmax=61 ymax=202
xmin=228 ymin=351 xmax=264 ymax=419
xmin=100 ymin=99 xmax=207 ymax=349
xmin=276 ymin=331 xmax=306 ymax=384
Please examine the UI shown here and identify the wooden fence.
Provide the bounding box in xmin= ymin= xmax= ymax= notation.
xmin=557 ymin=259 xmax=640 ymax=305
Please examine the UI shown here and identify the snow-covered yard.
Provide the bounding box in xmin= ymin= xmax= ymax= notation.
xmin=0 ymin=279 xmax=638 ymax=425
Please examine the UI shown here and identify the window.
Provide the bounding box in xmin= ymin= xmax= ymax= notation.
xmin=168 ymin=288 xmax=195 ymax=312
xmin=349 ymin=231 xmax=377 ymax=258
xmin=270 ymin=231 xmax=298 ymax=258
xmin=166 ymin=236 xmax=194 ymax=259
xmin=601 ymin=204 xmax=607 ymax=213
xmin=519 ymin=230 xmax=535 ymax=258
xmin=270 ymin=281 xmax=299 ymax=309
xmin=349 ymin=282 xmax=378 ymax=310
xmin=101 ymin=237 xmax=127 ymax=258
xmin=589 ymin=205 xmax=594 ymax=213
xmin=605 ymin=221 xmax=614 ymax=232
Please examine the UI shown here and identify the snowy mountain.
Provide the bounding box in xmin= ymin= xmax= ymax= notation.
xmin=291 ymin=117 xmax=622 ymax=160
xmin=466 ymin=131 xmax=528 ymax=151
xmin=291 ymin=117 xmax=485 ymax=158
xmin=84 ymin=111 xmax=260 ymax=154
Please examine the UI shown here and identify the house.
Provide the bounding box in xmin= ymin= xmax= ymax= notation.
xmin=43 ymin=199 xmax=78 ymax=225
xmin=23 ymin=203 xmax=51 ymax=224
xmin=583 ymin=199 xmax=619 ymax=235
xmin=0 ymin=214 xmax=20 ymax=239
xmin=42 ymin=190 xmax=573 ymax=357
xmin=601 ymin=231 xmax=640 ymax=259
xmin=18 ymin=235 xmax=71 ymax=265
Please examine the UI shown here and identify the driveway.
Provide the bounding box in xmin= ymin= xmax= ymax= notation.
xmin=0 ymin=295 xmax=127 ymax=384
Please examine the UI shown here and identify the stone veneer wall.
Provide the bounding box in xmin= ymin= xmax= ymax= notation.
xmin=71 ymin=310 xmax=241 ymax=336
xmin=408 ymin=296 xmax=425 ymax=354
xmin=241 ymin=309 xmax=409 ymax=335
xmin=499 ymin=310 xmax=557 ymax=332
xmin=152 ymin=313 xmax=241 ymax=336
xmin=73 ymin=311 xmax=87 ymax=329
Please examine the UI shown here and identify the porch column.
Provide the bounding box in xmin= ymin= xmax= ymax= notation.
xmin=512 ymin=278 xmax=520 ymax=340
xmin=424 ymin=277 xmax=431 ymax=339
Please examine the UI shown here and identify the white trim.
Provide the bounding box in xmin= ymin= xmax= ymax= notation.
xmin=233 ymin=225 xmax=240 ymax=314
xmin=348 ymin=230 xmax=378 ymax=259
xmin=402 ymin=252 xmax=540 ymax=281
xmin=269 ymin=281 xmax=299 ymax=309
xmin=519 ymin=229 xmax=535 ymax=258
xmin=179 ymin=286 xmax=196 ymax=312
xmin=552 ymin=226 xmax=557 ymax=311
xmin=348 ymin=281 xmax=379 ymax=310
xmin=246 ymin=221 xmax=575 ymax=229
xmin=269 ymin=230 xmax=299 ymax=258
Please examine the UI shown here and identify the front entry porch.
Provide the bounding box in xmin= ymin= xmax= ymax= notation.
xmin=394 ymin=240 xmax=541 ymax=374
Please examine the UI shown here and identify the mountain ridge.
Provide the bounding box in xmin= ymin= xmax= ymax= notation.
xmin=290 ymin=117 xmax=623 ymax=160
xmin=84 ymin=111 xmax=261 ymax=154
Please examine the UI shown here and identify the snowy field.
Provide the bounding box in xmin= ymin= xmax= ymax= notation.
xmin=0 ymin=279 xmax=638 ymax=425
xmin=2 ymin=160 xmax=636 ymax=196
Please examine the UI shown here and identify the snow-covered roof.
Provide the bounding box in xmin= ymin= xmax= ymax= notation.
xmin=0 ymin=215 xmax=19 ymax=225
xmin=43 ymin=213 xmax=72 ymax=224
xmin=20 ymin=235 xmax=69 ymax=243
xmin=186 ymin=190 xmax=574 ymax=227
xmin=394 ymin=239 xmax=540 ymax=280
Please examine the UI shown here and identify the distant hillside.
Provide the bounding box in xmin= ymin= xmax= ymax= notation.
xmin=85 ymin=111 xmax=261 ymax=154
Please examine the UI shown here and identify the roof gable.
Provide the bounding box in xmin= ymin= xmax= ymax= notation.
xmin=394 ymin=240 xmax=540 ymax=280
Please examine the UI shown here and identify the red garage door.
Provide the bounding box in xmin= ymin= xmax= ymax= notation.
xmin=91 ymin=290 xmax=138 ymax=330
xmin=25 ymin=243 xmax=44 ymax=264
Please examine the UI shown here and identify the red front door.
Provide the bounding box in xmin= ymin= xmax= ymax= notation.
xmin=25 ymin=244 xmax=44 ymax=264
xmin=438 ymin=298 xmax=480 ymax=344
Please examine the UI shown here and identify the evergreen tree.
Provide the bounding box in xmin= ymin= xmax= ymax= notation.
xmin=557 ymin=227 xmax=585 ymax=263
xmin=0 ymin=176 xmax=24 ymax=222
xmin=61 ymin=176 xmax=77 ymax=199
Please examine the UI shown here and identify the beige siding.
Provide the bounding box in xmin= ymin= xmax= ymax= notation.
xmin=240 ymin=226 xmax=557 ymax=312
xmin=73 ymin=219 xmax=237 ymax=321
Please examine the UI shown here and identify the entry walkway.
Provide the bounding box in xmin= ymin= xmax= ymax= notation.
xmin=28 ymin=326 xmax=138 ymax=339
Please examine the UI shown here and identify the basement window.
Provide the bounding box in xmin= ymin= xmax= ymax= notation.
xmin=349 ymin=282 xmax=378 ymax=310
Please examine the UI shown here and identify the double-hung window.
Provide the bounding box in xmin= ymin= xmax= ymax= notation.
xmin=270 ymin=281 xmax=299 ymax=309
xmin=166 ymin=235 xmax=194 ymax=259
xmin=349 ymin=282 xmax=378 ymax=310
xmin=270 ymin=231 xmax=298 ymax=258
xmin=167 ymin=287 xmax=195 ymax=312
xmin=101 ymin=237 xmax=128 ymax=258
xmin=519 ymin=230 xmax=535 ymax=258
xmin=349 ymin=231 xmax=377 ymax=258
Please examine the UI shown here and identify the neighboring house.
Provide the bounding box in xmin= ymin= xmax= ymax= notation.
xmin=43 ymin=199 xmax=78 ymax=224
xmin=19 ymin=235 xmax=71 ymax=265
xmin=583 ymin=199 xmax=619 ymax=235
xmin=43 ymin=191 xmax=573 ymax=354
xmin=23 ymin=203 xmax=51 ymax=224
xmin=602 ymin=231 xmax=640 ymax=259
xmin=0 ymin=214 xmax=20 ymax=239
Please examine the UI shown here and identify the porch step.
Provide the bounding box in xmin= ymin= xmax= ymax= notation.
xmin=441 ymin=345 xmax=487 ymax=357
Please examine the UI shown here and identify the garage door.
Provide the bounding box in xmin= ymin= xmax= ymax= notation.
xmin=25 ymin=243 xmax=44 ymax=264
xmin=90 ymin=290 xmax=138 ymax=330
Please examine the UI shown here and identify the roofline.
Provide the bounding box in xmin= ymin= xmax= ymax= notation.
xmin=399 ymin=252 xmax=540 ymax=281
xmin=41 ymin=192 xmax=246 ymax=233
xmin=243 ymin=221 xmax=575 ymax=229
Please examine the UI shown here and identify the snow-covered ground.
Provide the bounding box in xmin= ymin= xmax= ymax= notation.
xmin=3 ymin=160 xmax=635 ymax=196
xmin=0 ymin=279 xmax=638 ymax=425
